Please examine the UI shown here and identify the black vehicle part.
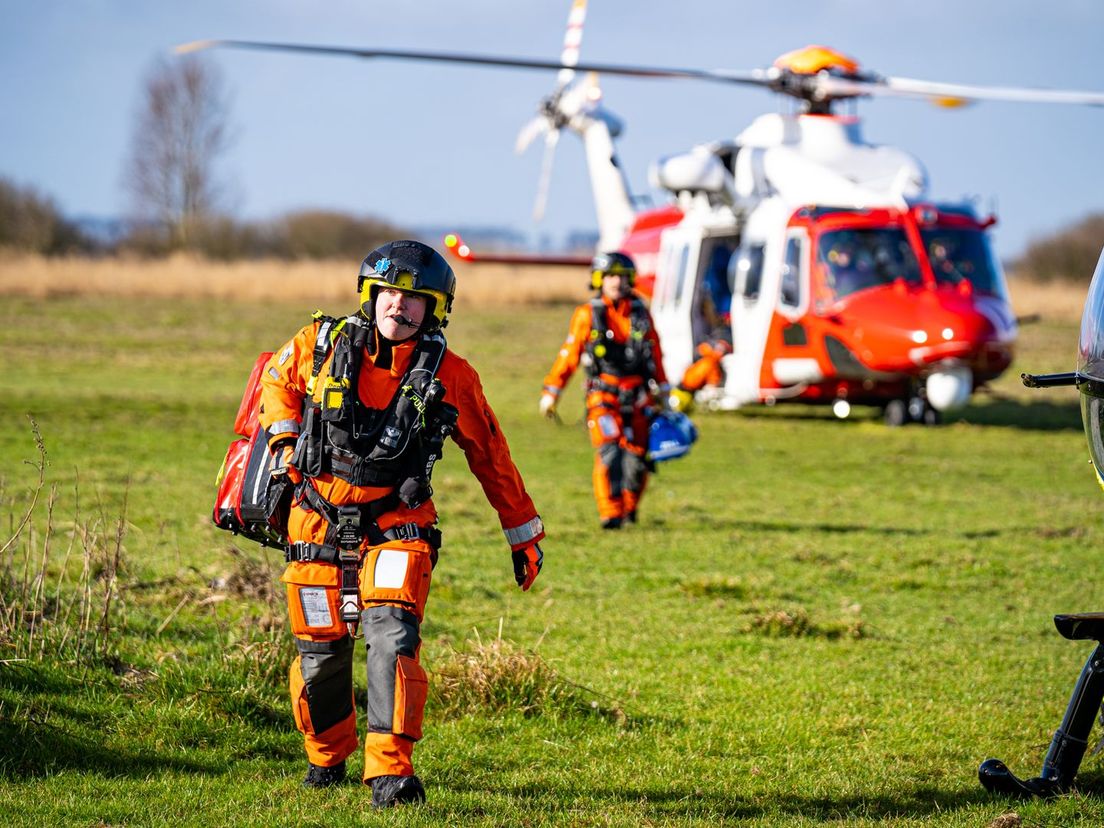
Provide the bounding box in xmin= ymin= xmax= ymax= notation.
xmin=979 ymin=615 xmax=1104 ymax=798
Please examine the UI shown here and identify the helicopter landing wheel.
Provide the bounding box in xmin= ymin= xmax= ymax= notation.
xmin=906 ymin=395 xmax=942 ymax=426
xmin=883 ymin=399 xmax=908 ymax=427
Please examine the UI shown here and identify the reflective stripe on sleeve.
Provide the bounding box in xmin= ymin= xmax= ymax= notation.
xmin=504 ymin=516 xmax=545 ymax=547
xmin=269 ymin=418 xmax=300 ymax=436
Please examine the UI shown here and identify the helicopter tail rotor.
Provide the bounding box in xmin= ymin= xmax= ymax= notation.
xmin=514 ymin=0 xmax=590 ymax=221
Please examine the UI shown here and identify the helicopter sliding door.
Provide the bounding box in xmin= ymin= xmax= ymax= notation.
xmin=726 ymin=199 xmax=790 ymax=406
xmin=652 ymin=222 xmax=740 ymax=389
xmin=651 ymin=225 xmax=704 ymax=385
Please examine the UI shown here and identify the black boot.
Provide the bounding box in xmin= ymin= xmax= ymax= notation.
xmin=370 ymin=774 xmax=426 ymax=808
xmin=303 ymin=760 xmax=346 ymax=788
xmin=625 ymin=510 xmax=637 ymax=524
xmin=601 ymin=517 xmax=622 ymax=530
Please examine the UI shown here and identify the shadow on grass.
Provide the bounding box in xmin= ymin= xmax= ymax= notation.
xmin=0 ymin=717 xmax=221 ymax=780
xmin=704 ymin=397 xmax=1082 ymax=432
xmin=0 ymin=661 xmax=293 ymax=780
xmin=697 ymin=515 xmax=1086 ymax=544
xmin=950 ymin=398 xmax=1082 ymax=432
xmin=445 ymin=779 xmax=999 ymax=820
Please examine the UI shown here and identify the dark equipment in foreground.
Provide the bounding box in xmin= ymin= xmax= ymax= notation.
xmin=978 ymin=248 xmax=1104 ymax=798
xmin=980 ymin=613 xmax=1104 ymax=797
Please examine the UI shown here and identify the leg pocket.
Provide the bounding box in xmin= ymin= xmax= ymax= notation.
xmin=393 ymin=654 xmax=428 ymax=741
xmin=282 ymin=561 xmax=345 ymax=637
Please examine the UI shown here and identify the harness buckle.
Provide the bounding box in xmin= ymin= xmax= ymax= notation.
xmin=391 ymin=522 xmax=420 ymax=542
xmin=336 ymin=505 xmax=362 ymax=549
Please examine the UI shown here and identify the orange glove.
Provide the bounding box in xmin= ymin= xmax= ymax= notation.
xmin=511 ymin=543 xmax=544 ymax=591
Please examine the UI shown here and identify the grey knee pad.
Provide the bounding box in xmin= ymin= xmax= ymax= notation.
xmin=362 ymin=604 xmax=421 ymax=733
xmin=296 ymin=635 xmax=354 ymax=735
xmin=622 ymin=450 xmax=647 ymax=493
xmin=598 ymin=442 xmax=625 ymax=497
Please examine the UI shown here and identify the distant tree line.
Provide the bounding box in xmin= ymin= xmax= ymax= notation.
xmin=1009 ymin=213 xmax=1104 ymax=283
xmin=0 ymin=174 xmax=406 ymax=260
xmin=0 ymin=55 xmax=404 ymax=261
xmin=0 ymin=178 xmax=93 ymax=255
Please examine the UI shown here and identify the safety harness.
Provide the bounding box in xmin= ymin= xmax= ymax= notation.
xmin=288 ymin=313 xmax=457 ymax=623
xmin=584 ymin=297 xmax=658 ymax=444
xmin=584 ymin=296 xmax=657 ymax=386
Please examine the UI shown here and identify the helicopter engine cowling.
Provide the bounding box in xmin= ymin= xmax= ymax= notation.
xmin=925 ymin=364 xmax=973 ymax=411
xmin=649 ymin=149 xmax=732 ymax=198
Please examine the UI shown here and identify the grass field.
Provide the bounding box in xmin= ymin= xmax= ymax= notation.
xmin=1 ymin=259 xmax=1103 ymax=826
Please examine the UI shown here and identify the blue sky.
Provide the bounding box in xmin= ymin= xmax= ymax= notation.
xmin=2 ymin=1 xmax=1102 ymax=261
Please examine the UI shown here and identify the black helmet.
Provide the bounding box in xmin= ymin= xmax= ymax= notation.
xmin=590 ymin=251 xmax=637 ymax=290
xmin=358 ymin=240 xmax=456 ymax=329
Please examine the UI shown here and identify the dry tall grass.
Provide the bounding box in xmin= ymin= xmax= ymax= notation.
xmin=0 ymin=253 xmax=1090 ymax=321
xmin=0 ymin=252 xmax=590 ymax=308
xmin=1006 ymin=274 xmax=1087 ymax=324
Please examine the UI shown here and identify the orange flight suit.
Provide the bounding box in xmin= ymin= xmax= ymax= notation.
xmin=679 ymin=338 xmax=732 ymax=393
xmin=542 ymin=293 xmax=667 ymax=523
xmin=260 ymin=317 xmax=544 ymax=782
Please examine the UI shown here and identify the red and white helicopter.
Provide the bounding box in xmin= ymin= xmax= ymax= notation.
xmin=181 ymin=3 xmax=1104 ymax=424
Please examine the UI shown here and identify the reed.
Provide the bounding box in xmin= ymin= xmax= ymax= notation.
xmin=0 ymin=252 xmax=589 ymax=308
xmin=0 ymin=417 xmax=128 ymax=666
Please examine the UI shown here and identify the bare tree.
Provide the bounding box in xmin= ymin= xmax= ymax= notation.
xmin=124 ymin=55 xmax=232 ymax=250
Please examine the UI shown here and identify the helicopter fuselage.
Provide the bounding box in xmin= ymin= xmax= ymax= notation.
xmin=601 ymin=112 xmax=1017 ymax=418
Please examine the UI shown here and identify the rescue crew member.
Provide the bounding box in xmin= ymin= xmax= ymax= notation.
xmin=539 ymin=251 xmax=668 ymax=529
xmin=259 ymin=240 xmax=545 ymax=806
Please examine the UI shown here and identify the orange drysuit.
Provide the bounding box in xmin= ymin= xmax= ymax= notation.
xmin=260 ymin=317 xmax=544 ymax=782
xmin=679 ymin=338 xmax=731 ymax=394
xmin=542 ymin=293 xmax=667 ymax=523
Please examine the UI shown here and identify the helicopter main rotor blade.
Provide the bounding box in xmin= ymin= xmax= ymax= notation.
xmin=515 ymin=114 xmax=551 ymax=155
xmin=176 ymin=39 xmax=771 ymax=89
xmin=532 ymin=128 xmax=560 ymax=222
xmin=815 ymin=74 xmax=1104 ymax=107
xmin=178 ymin=39 xmax=1104 ymax=109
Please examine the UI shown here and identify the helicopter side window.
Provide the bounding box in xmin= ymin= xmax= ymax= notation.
xmin=736 ymin=244 xmax=765 ymax=301
xmin=818 ymin=228 xmax=921 ymax=300
xmin=699 ymin=239 xmax=736 ymax=323
xmin=671 ymin=243 xmax=692 ymax=307
xmin=779 ymin=235 xmax=804 ymax=310
xmin=921 ymin=229 xmax=1005 ymax=298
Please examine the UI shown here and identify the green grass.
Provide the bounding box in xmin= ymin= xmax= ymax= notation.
xmin=1 ymin=294 xmax=1102 ymax=825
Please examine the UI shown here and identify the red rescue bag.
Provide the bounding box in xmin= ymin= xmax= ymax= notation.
xmin=213 ymin=352 xmax=291 ymax=548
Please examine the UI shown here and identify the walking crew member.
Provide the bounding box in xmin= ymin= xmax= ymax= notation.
xmin=539 ymin=251 xmax=668 ymax=529
xmin=259 ymin=240 xmax=545 ymax=806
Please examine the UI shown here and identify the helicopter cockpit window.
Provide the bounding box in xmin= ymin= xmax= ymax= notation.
xmin=1077 ymin=248 xmax=1104 ymax=383
xmin=672 ymin=244 xmax=692 ymax=306
xmin=818 ymin=228 xmax=921 ymax=300
xmin=736 ymin=244 xmax=764 ymax=301
xmin=1073 ymin=249 xmax=1104 ymax=490
xmin=1081 ymin=249 xmax=1104 ymax=485
xmin=921 ymin=229 xmax=1006 ymax=298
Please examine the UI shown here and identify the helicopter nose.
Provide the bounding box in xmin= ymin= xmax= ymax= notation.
xmin=906 ymin=292 xmax=1014 ymax=373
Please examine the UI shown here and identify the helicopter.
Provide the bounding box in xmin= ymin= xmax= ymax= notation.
xmin=180 ymin=3 xmax=1104 ymax=425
